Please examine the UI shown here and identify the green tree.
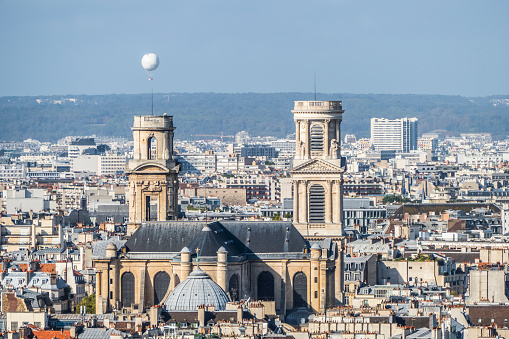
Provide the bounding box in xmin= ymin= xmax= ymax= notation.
xmin=76 ymin=294 xmax=96 ymax=314
xmin=272 ymin=213 xmax=281 ymax=221
xmin=382 ymin=195 xmax=411 ymax=204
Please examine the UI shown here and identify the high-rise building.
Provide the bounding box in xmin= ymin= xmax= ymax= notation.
xmin=370 ymin=117 xmax=418 ymax=152
xmin=291 ymin=100 xmax=346 ymax=237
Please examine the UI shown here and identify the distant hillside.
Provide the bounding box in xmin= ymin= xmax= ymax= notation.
xmin=1 ymin=93 xmax=508 ymax=142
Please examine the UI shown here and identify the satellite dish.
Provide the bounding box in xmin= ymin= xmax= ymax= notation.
xmin=141 ymin=53 xmax=159 ymax=80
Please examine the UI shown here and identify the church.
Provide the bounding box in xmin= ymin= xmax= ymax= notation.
xmin=94 ymin=100 xmax=346 ymax=317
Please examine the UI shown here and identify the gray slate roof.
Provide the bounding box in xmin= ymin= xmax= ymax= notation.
xmin=92 ymin=238 xmax=127 ymax=259
xmin=78 ymin=328 xmax=125 ymax=339
xmin=125 ymin=220 xmax=308 ymax=256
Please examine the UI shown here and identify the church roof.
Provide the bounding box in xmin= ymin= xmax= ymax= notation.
xmin=164 ymin=267 xmax=230 ymax=311
xmin=187 ymin=223 xmax=243 ymax=257
xmin=125 ymin=221 xmax=308 ymax=257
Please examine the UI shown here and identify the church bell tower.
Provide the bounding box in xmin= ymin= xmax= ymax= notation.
xmin=291 ymin=101 xmax=346 ymax=237
xmin=126 ymin=114 xmax=180 ymax=233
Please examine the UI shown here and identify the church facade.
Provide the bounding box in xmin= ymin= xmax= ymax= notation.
xmin=94 ymin=101 xmax=346 ymax=317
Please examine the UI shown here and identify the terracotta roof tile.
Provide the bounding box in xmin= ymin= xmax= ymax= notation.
xmin=32 ymin=330 xmax=70 ymax=339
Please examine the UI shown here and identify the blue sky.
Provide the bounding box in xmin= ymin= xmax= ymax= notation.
xmin=1 ymin=0 xmax=508 ymax=97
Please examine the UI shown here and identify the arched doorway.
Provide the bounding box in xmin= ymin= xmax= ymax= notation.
xmin=293 ymin=272 xmax=307 ymax=308
xmin=229 ymin=274 xmax=240 ymax=301
xmin=153 ymin=271 xmax=171 ymax=305
xmin=121 ymin=272 xmax=135 ymax=307
xmin=258 ymin=271 xmax=274 ymax=301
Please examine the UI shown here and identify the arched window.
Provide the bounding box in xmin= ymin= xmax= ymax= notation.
xmin=153 ymin=271 xmax=171 ymax=305
xmin=310 ymin=124 xmax=324 ymax=154
xmin=229 ymin=274 xmax=240 ymax=301
xmin=293 ymin=272 xmax=307 ymax=308
xmin=121 ymin=272 xmax=135 ymax=307
xmin=148 ymin=136 xmax=157 ymax=160
xmin=257 ymin=271 xmax=274 ymax=301
xmin=309 ymin=184 xmax=325 ymax=223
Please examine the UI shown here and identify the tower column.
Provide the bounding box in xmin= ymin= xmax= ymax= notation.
xmin=333 ymin=180 xmax=341 ymax=224
xmin=111 ymin=261 xmax=119 ymax=309
xmin=169 ymin=130 xmax=174 ymax=158
xmin=293 ymin=180 xmax=300 ymax=224
xmin=96 ymin=270 xmax=103 ymax=314
xmin=324 ymin=119 xmax=330 ymax=158
xmin=336 ymin=120 xmax=340 ymax=143
xmin=295 ymin=120 xmax=301 ymax=159
xmin=339 ymin=177 xmax=344 ymax=227
xmin=180 ymin=248 xmax=192 ymax=280
xmin=217 ymin=249 xmax=228 ymax=292
xmin=299 ymin=181 xmax=308 ymax=225
xmin=325 ymin=180 xmax=332 ymax=224
xmin=334 ymin=242 xmax=344 ymax=305
xmin=305 ymin=121 xmax=310 ymax=159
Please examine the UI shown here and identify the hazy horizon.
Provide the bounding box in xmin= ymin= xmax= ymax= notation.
xmin=1 ymin=1 xmax=509 ymax=97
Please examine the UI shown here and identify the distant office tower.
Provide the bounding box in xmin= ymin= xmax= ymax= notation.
xmin=370 ymin=117 xmax=418 ymax=152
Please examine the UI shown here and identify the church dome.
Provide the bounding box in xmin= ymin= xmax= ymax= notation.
xmin=164 ymin=267 xmax=230 ymax=311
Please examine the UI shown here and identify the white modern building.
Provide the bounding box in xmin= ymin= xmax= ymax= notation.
xmin=370 ymin=117 xmax=418 ymax=152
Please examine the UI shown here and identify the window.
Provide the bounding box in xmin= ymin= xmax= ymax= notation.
xmin=148 ymin=136 xmax=157 ymax=160
xmin=153 ymin=271 xmax=171 ymax=305
xmin=11 ymin=322 xmax=18 ymax=331
xmin=309 ymin=184 xmax=325 ymax=223
xmin=314 ymin=291 xmax=318 ymax=298
xmin=314 ymin=277 xmax=318 ymax=283
xmin=293 ymin=272 xmax=307 ymax=308
xmin=121 ymin=272 xmax=135 ymax=307
xmin=310 ymin=124 xmax=324 ymax=154
xmin=229 ymin=274 xmax=240 ymax=302
xmin=258 ymin=271 xmax=275 ymax=301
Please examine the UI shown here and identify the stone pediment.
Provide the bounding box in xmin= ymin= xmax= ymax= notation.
xmin=133 ymin=163 xmax=170 ymax=173
xmin=292 ymin=159 xmax=344 ymax=174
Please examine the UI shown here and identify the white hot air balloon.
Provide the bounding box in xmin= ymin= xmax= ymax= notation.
xmin=141 ymin=53 xmax=159 ymax=80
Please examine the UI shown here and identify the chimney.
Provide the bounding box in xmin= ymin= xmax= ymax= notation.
xmin=150 ymin=306 xmax=161 ymax=328
xmin=198 ymin=306 xmax=205 ymax=327
xmin=237 ymin=306 xmax=243 ymax=323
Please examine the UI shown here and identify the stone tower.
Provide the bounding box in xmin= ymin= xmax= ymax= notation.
xmin=126 ymin=115 xmax=180 ymax=232
xmin=291 ymin=101 xmax=345 ymax=237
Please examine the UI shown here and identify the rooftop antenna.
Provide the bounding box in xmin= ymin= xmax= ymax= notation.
xmin=314 ymin=72 xmax=317 ymax=101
